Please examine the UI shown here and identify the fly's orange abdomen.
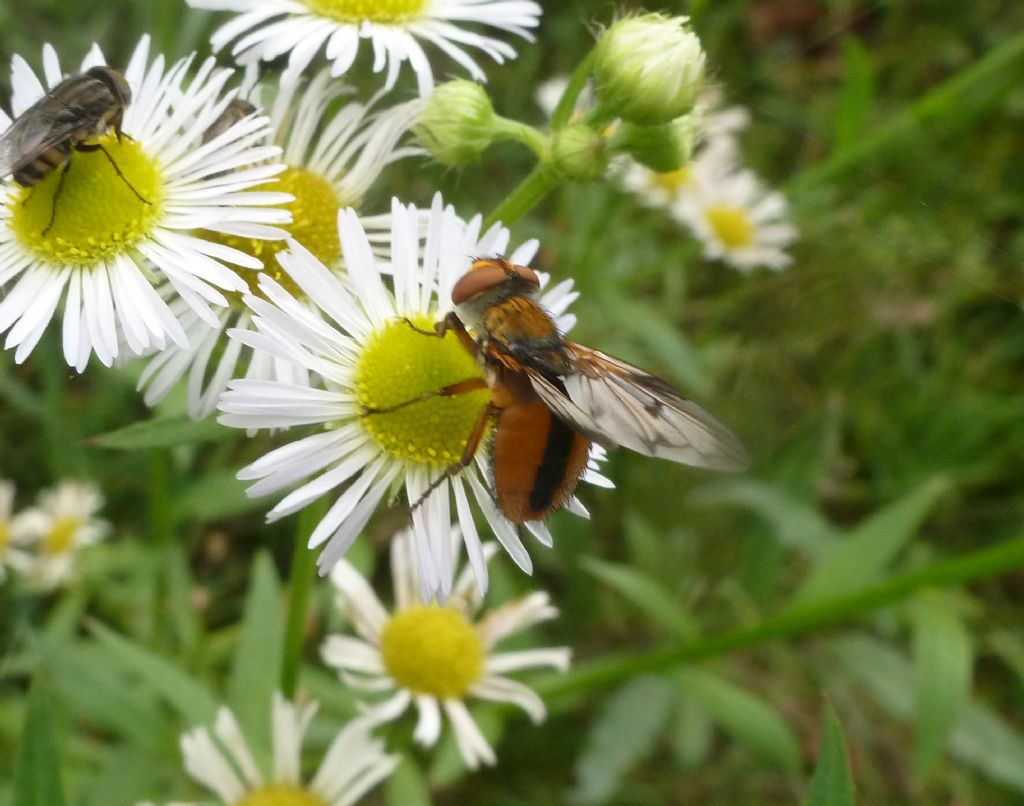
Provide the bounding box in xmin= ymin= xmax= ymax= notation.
xmin=493 ymin=401 xmax=591 ymax=523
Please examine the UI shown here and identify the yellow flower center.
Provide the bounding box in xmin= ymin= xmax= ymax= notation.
xmin=705 ymin=204 xmax=755 ymax=249
xmin=0 ymin=520 xmax=8 ymax=551
xmin=42 ymin=516 xmax=81 ymax=555
xmin=305 ymin=0 xmax=426 ymax=24
xmin=355 ymin=314 xmax=489 ymax=468
xmin=203 ymin=166 xmax=341 ymax=301
xmin=380 ymin=604 xmax=485 ymax=698
xmin=651 ymin=165 xmax=692 ymax=197
xmin=236 ymin=785 xmax=327 ymax=806
xmin=10 ymin=133 xmax=164 ymax=267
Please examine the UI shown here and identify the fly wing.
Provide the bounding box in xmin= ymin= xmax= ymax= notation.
xmin=526 ymin=340 xmax=750 ymax=471
xmin=0 ymin=75 xmax=108 ymax=179
xmin=0 ymin=112 xmax=62 ymax=178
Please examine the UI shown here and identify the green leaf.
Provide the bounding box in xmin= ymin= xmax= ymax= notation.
xmin=806 ymin=701 xmax=856 ymax=806
xmin=912 ymin=592 xmax=973 ymax=778
xmin=174 ymin=468 xmax=264 ymax=521
xmin=689 ymin=479 xmax=839 ymax=560
xmin=228 ymin=552 xmax=284 ymax=768
xmin=795 ymin=477 xmax=950 ymax=604
xmin=164 ymin=546 xmax=201 ymax=653
xmin=571 ymin=675 xmax=676 ymax=805
xmin=88 ymin=620 xmax=219 ymax=725
xmin=385 ymin=754 xmax=433 ymax=806
xmin=834 ymin=38 xmax=875 ymax=152
xmin=581 ymin=557 xmax=700 ymax=641
xmin=86 ymin=414 xmax=232 ymax=450
xmin=671 ymin=696 xmax=714 ymax=769
xmin=676 ymin=667 xmax=801 ymax=772
xmin=834 ymin=634 xmax=1024 ymax=792
xmin=12 ymin=679 xmax=67 ymax=806
xmin=38 ymin=640 xmax=167 ymax=750
xmin=951 ymin=699 xmax=1024 ymax=792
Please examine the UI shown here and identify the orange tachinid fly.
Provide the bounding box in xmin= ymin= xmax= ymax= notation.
xmin=364 ymin=257 xmax=749 ymax=523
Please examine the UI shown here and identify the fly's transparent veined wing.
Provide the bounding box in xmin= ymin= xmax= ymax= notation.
xmin=0 ymin=74 xmax=111 ymax=180
xmin=527 ymin=340 xmax=750 ymax=472
xmin=0 ymin=107 xmax=69 ymax=179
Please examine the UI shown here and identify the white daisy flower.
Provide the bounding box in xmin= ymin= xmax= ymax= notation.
xmin=142 ymin=692 xmax=398 ymax=806
xmin=188 ymin=0 xmax=542 ymax=94
xmin=138 ymin=68 xmax=420 ymax=418
xmin=692 ymin=86 xmax=749 ymax=160
xmin=0 ymin=36 xmax=290 ymax=371
xmin=219 ymin=193 xmax=609 ymax=599
xmin=673 ymin=160 xmax=797 ymax=271
xmin=0 ymin=480 xmax=31 ymax=581
xmin=321 ymin=525 xmax=570 ymax=770
xmin=12 ymin=480 xmax=108 ymax=590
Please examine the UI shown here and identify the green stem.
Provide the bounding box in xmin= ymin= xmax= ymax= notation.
xmin=552 ymin=51 xmax=596 ymax=130
xmin=789 ymin=29 xmax=1024 ymax=193
xmin=493 ymin=117 xmax=548 ymax=160
xmin=484 ymin=164 xmax=559 ymax=230
xmin=482 ymin=50 xmax=597 ymax=229
xmin=538 ymin=535 xmax=1024 ymax=705
xmin=147 ymin=450 xmax=173 ymax=547
xmin=280 ymin=503 xmax=325 ymax=699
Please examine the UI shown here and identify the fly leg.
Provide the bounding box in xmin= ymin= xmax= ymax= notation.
xmin=75 ymin=142 xmax=151 ymax=205
xmin=400 ymin=312 xmax=477 ymax=353
xmin=41 ymin=162 xmax=71 ymax=236
xmin=410 ymin=402 xmax=498 ymax=513
xmin=359 ymin=376 xmax=487 ymax=416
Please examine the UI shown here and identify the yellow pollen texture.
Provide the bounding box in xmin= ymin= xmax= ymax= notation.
xmin=204 ymin=167 xmax=340 ymax=301
xmin=651 ymin=165 xmax=692 ymax=197
xmin=355 ymin=314 xmax=489 ymax=469
xmin=380 ymin=605 xmax=485 ymax=698
xmin=0 ymin=520 xmax=8 ymax=550
xmin=706 ymin=204 xmax=755 ymax=249
xmin=236 ymin=785 xmax=327 ymax=806
xmin=42 ymin=516 xmax=80 ymax=555
xmin=305 ymin=0 xmax=426 ymax=24
xmin=11 ymin=134 xmax=163 ymax=267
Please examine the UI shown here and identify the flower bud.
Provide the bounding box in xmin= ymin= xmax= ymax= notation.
xmin=593 ymin=14 xmax=705 ymax=126
xmin=551 ymin=123 xmax=609 ymax=182
xmin=414 ymin=80 xmax=497 ymax=166
xmin=612 ymin=115 xmax=698 ymax=172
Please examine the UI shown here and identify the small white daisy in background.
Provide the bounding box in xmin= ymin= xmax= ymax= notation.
xmin=605 ymin=85 xmax=796 ymax=271
xmin=188 ymin=0 xmax=542 ymax=94
xmin=0 ymin=480 xmax=31 ymax=581
xmin=0 ymin=36 xmax=290 ymax=371
xmin=673 ymin=161 xmax=797 ymax=272
xmin=13 ymin=480 xmax=108 ymax=590
xmin=138 ymin=68 xmax=421 ymax=419
xmin=218 ymin=193 xmax=609 ymax=600
xmin=321 ymin=525 xmax=570 ymax=770
xmin=141 ymin=692 xmax=398 ymax=806
xmin=691 ymin=87 xmax=750 ymax=161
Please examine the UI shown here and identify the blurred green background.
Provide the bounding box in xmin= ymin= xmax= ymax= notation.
xmin=3 ymin=0 xmax=1024 ymax=804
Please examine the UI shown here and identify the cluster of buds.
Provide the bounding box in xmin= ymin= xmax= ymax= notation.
xmin=416 ymin=12 xmax=705 ymax=181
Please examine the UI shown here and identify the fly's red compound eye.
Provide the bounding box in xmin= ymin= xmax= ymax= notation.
xmin=451 ymin=259 xmax=541 ymax=304
xmin=512 ymin=265 xmax=540 ymax=287
xmin=451 ymin=262 xmax=508 ymax=304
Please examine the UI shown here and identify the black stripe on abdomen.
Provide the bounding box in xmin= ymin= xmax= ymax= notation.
xmin=529 ymin=413 xmax=576 ymax=514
